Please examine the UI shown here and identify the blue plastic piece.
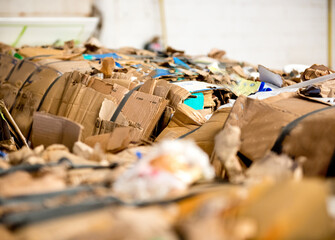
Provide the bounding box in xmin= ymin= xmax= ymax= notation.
xmin=258 ymin=82 xmax=273 ymax=92
xmin=184 ymin=92 xmax=204 ymax=110
xmin=115 ymin=61 xmax=123 ymax=68
xmin=82 ymin=53 xmax=122 ymax=60
xmin=151 ymin=69 xmax=173 ymax=78
xmin=135 ymin=151 xmax=142 ymax=160
xmin=173 ymin=57 xmax=190 ymax=69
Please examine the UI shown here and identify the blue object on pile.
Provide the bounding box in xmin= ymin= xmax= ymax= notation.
xmin=184 ymin=92 xmax=204 ymax=110
xmin=173 ymin=57 xmax=191 ymax=69
xmin=258 ymin=82 xmax=273 ymax=92
xmin=151 ymin=69 xmax=173 ymax=78
xmin=83 ymin=53 xmax=122 ymax=60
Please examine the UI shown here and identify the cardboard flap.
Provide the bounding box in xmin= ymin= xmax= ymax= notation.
xmin=120 ymin=91 xmax=169 ymax=139
xmin=157 ymin=81 xmax=190 ymax=108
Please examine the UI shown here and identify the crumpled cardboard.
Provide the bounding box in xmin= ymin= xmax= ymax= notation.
xmin=301 ymin=64 xmax=335 ymax=81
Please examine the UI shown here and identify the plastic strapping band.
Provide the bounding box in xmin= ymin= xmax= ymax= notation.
xmin=110 ymin=84 xmax=142 ymax=122
xmin=178 ymin=126 xmax=201 ymax=139
xmin=271 ymin=105 xmax=335 ymax=154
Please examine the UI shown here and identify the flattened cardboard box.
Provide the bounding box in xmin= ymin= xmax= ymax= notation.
xmin=32 ymin=112 xmax=83 ymax=150
xmin=119 ymin=91 xmax=169 ymax=139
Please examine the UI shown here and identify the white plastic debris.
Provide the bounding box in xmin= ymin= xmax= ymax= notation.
xmin=113 ymin=139 xmax=214 ymax=201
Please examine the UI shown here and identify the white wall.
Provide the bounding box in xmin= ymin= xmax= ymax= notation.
xmin=96 ymin=0 xmax=334 ymax=69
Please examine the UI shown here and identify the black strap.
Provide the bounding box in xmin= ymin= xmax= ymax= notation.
xmin=0 ymin=185 xmax=102 ymax=205
xmin=110 ymin=84 xmax=142 ymax=122
xmin=237 ymin=151 xmax=253 ymax=168
xmin=1 ymin=196 xmax=123 ymax=230
xmin=326 ymin=149 xmax=335 ymax=177
xmin=0 ymin=157 xmax=118 ymax=177
xmin=271 ymin=105 xmax=335 ymax=154
xmin=178 ymin=126 xmax=201 ymax=139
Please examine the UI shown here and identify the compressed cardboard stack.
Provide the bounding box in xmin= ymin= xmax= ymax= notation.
xmin=0 ymin=40 xmax=335 ymax=239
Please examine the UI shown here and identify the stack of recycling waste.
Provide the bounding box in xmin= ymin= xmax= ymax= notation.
xmin=0 ymin=39 xmax=335 ymax=240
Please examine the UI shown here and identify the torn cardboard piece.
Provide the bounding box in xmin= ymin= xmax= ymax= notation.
xmin=85 ymin=126 xmax=142 ymax=153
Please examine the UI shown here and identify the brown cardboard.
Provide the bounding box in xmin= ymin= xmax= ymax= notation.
xmin=32 ymin=112 xmax=83 ymax=149
xmin=99 ymin=57 xmax=115 ymax=77
xmin=157 ymin=81 xmax=190 ymax=108
xmin=38 ymin=73 xmax=70 ymax=115
xmin=10 ymin=67 xmax=61 ymax=136
xmin=222 ymin=93 xmax=329 ymax=163
xmin=59 ymin=85 xmax=116 ymax=139
xmin=94 ymin=119 xmax=142 ymax=139
xmin=120 ymin=91 xmax=169 ymax=139
xmin=0 ymin=60 xmax=40 ymax=108
xmin=139 ymin=78 xmax=156 ymax=95
xmin=44 ymin=60 xmax=95 ymax=74
xmin=185 ymin=107 xmax=231 ymax=156
xmin=98 ymin=98 xmax=128 ymax=126
xmin=85 ymin=126 xmax=142 ymax=153
xmin=88 ymin=79 xmax=129 ymax=104
xmin=18 ymin=47 xmax=84 ymax=60
xmin=279 ymin=106 xmax=335 ymax=176
xmin=0 ymin=54 xmax=18 ymax=83
xmin=155 ymin=103 xmax=206 ymax=141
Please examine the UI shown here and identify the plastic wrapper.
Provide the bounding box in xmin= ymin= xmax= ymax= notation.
xmin=113 ymin=139 xmax=214 ymax=201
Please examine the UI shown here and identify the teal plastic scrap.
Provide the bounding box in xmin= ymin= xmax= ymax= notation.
xmin=184 ymin=92 xmax=204 ymax=110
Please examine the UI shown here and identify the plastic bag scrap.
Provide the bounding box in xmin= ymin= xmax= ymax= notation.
xmin=113 ymin=139 xmax=214 ymax=201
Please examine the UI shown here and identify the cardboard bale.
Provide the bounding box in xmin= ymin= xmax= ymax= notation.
xmin=215 ymin=93 xmax=331 ymax=176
